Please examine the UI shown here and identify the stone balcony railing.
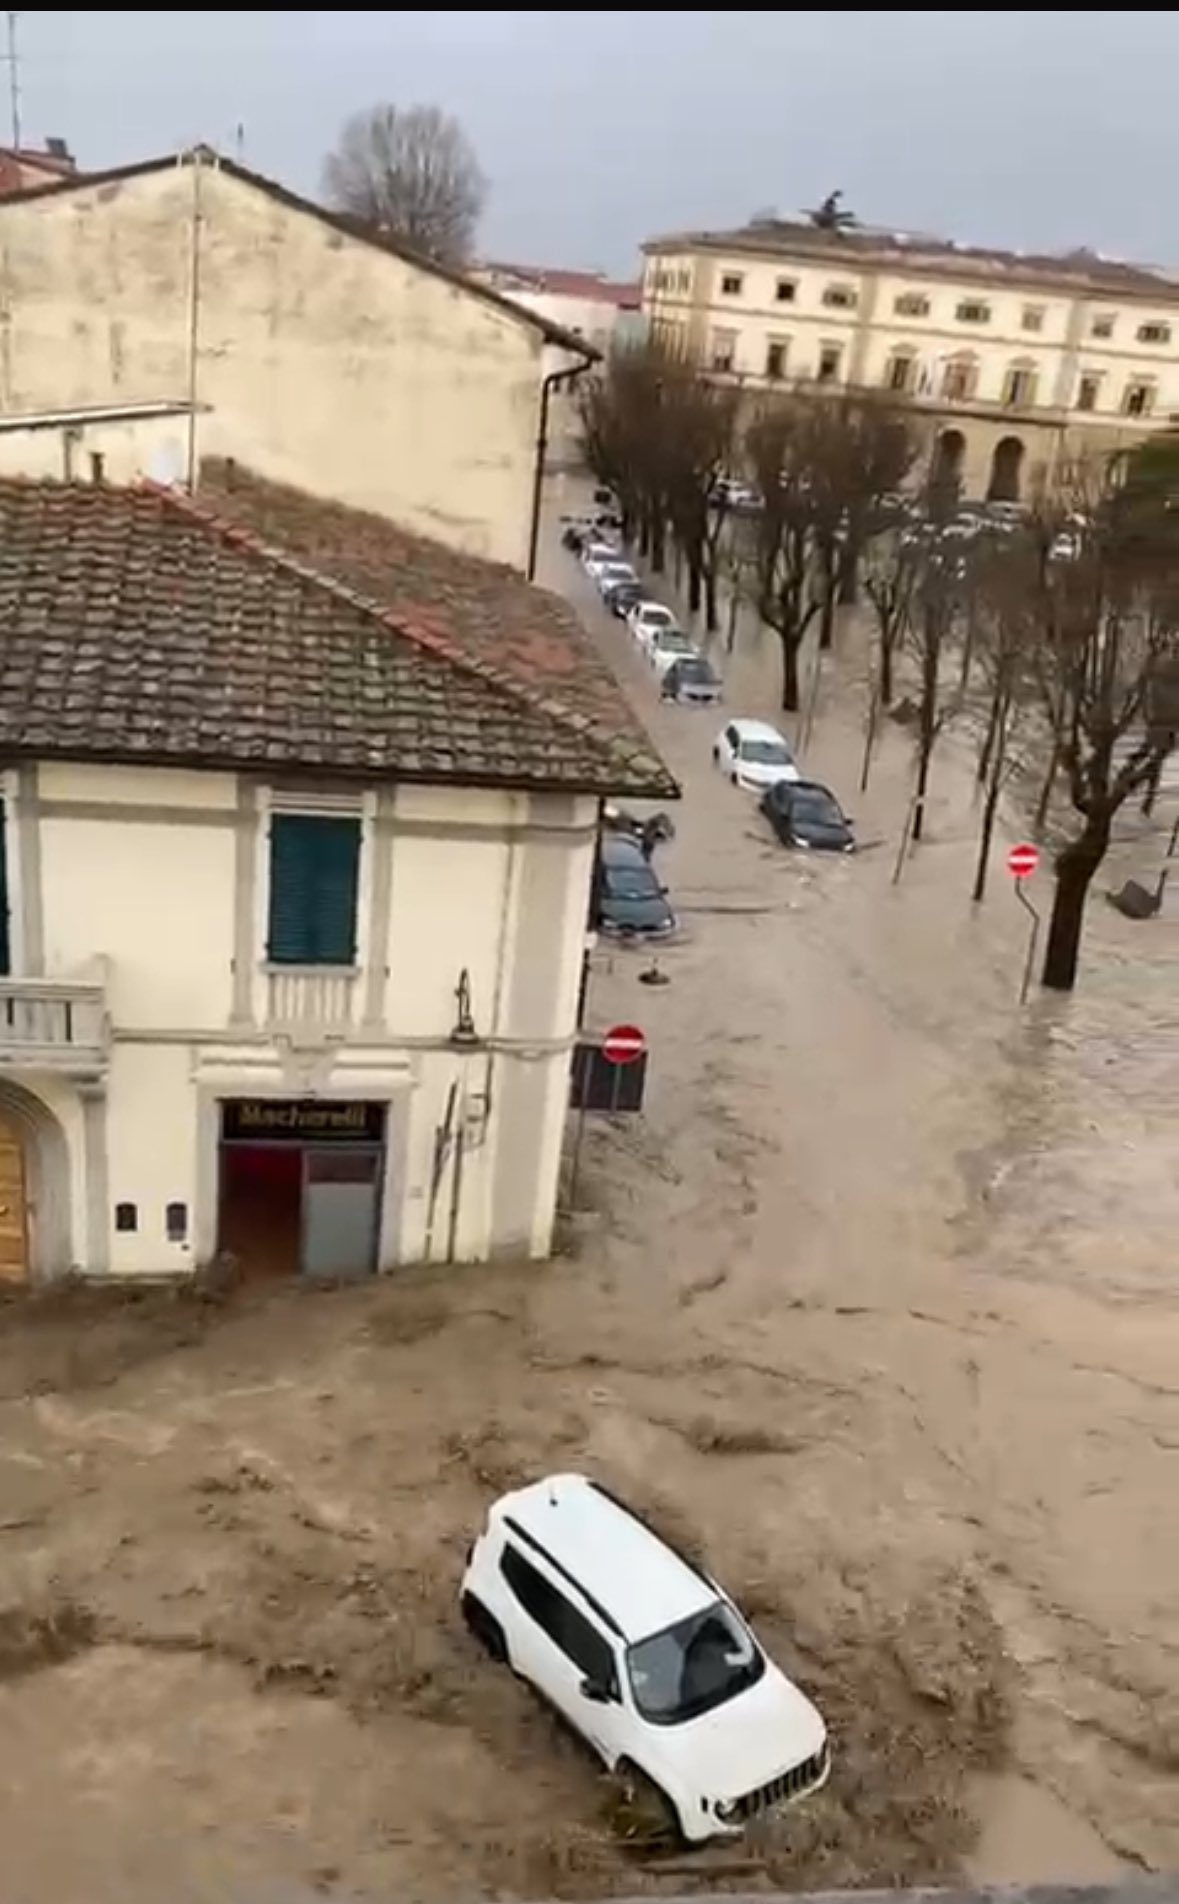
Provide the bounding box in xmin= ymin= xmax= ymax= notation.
xmin=0 ymin=972 xmax=110 ymax=1076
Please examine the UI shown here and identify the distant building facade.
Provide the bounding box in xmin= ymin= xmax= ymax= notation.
xmin=642 ymin=214 xmax=1179 ymax=500
xmin=474 ymin=263 xmax=646 ymax=465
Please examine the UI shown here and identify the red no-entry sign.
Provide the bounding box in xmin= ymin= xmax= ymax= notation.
xmin=1007 ymin=842 xmax=1040 ymax=881
xmin=601 ymin=1023 xmax=646 ymax=1065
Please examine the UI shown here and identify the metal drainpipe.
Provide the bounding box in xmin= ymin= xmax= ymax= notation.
xmin=526 ymin=357 xmax=594 ymax=582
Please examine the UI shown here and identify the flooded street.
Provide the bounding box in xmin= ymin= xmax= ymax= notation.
xmin=540 ymin=511 xmax=1179 ymax=1875
xmin=0 ymin=509 xmax=1173 ymax=1901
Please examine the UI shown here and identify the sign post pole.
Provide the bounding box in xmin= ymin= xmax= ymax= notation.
xmin=1007 ymin=841 xmax=1041 ymax=1002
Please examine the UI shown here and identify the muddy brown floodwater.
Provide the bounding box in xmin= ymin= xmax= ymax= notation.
xmin=0 ymin=498 xmax=1174 ymax=1904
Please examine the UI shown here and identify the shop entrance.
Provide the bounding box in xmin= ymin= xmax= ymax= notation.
xmin=217 ymin=1099 xmax=385 ymax=1280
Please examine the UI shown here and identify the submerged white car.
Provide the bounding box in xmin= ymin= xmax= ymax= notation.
xmin=460 ymin=1473 xmax=829 ymax=1842
xmin=713 ymin=718 xmax=801 ymax=792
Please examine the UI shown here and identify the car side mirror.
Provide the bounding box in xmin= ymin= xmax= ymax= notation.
xmin=580 ymin=1676 xmax=613 ymax=1704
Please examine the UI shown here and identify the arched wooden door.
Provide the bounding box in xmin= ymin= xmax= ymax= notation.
xmin=0 ymin=1114 xmax=29 ymax=1281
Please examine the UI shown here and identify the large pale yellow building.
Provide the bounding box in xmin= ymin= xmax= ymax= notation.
xmin=642 ymin=214 xmax=1179 ymax=500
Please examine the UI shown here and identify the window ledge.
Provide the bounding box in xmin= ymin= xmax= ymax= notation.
xmin=261 ymin=962 xmax=359 ymax=978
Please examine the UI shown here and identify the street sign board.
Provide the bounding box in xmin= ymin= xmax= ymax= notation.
xmin=1007 ymin=842 xmax=1040 ymax=880
xmin=570 ymin=1042 xmax=647 ymax=1114
xmin=601 ymin=1023 xmax=646 ymax=1065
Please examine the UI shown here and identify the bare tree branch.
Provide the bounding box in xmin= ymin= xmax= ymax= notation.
xmin=323 ymin=102 xmax=486 ymax=266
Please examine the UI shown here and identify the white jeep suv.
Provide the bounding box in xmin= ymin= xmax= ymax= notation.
xmin=460 ymin=1472 xmax=829 ymax=1842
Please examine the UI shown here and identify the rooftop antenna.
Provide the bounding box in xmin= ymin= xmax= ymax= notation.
xmin=4 ymin=12 xmax=20 ymax=151
xmin=234 ymin=120 xmax=245 ymax=163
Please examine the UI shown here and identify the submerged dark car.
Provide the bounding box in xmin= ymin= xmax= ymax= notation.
xmin=760 ymin=779 xmax=855 ymax=853
xmin=602 ymin=577 xmax=645 ymax=618
xmin=661 ymin=655 xmax=723 ymax=706
xmin=594 ymin=835 xmax=677 ymax=938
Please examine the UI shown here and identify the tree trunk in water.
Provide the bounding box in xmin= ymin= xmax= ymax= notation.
xmin=838 ymin=539 xmax=859 ymax=606
xmin=912 ymin=731 xmax=933 ymax=842
xmin=650 ymin=517 xmax=666 ymax=574
xmin=818 ymin=555 xmax=837 ymax=651
xmin=687 ymin=560 xmax=702 ymax=615
xmin=879 ymin=634 xmax=894 ymax=709
xmin=639 ymin=517 xmax=652 ymax=559
xmin=1041 ymin=816 xmax=1111 ymax=993
xmin=977 ymin=691 xmax=1001 ymax=786
xmin=1034 ymin=738 xmax=1061 ymax=837
xmin=726 ymin=585 xmax=740 ymax=654
xmin=780 ymin=636 xmax=801 ymax=713
xmin=911 ymin=609 xmax=941 ymax=844
xmin=972 ymin=780 xmax=1001 ymax=903
xmin=705 ymin=570 xmax=718 ymax=634
xmin=1141 ymin=751 xmax=1164 ymax=818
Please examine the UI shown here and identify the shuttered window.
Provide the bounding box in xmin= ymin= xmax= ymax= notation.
xmin=266 ymin=813 xmax=361 ymax=966
xmin=0 ymin=800 xmax=9 ymax=977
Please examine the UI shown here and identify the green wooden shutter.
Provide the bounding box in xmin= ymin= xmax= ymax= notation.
xmin=267 ymin=814 xmax=361 ymax=966
xmin=0 ymin=800 xmax=10 ymax=978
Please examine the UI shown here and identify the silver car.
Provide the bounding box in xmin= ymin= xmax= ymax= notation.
xmin=661 ymin=655 xmax=723 ymax=706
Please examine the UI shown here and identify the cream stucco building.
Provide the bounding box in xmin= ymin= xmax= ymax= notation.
xmin=0 ymin=147 xmax=592 ymax=569
xmin=0 ymin=468 xmax=673 ymax=1284
xmin=642 ymin=215 xmax=1179 ymax=500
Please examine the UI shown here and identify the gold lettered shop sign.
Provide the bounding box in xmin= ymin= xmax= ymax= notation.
xmin=221 ymin=1099 xmax=386 ymax=1143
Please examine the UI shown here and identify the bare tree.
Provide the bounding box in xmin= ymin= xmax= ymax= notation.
xmin=324 ymin=103 xmax=486 ymax=266
xmin=804 ymin=395 xmax=924 ymax=650
xmin=863 ymin=525 xmax=919 ymax=709
xmin=663 ymin=379 xmax=740 ymax=627
xmin=1022 ymin=477 xmax=1179 ymax=991
xmin=746 ymin=403 xmax=821 ymax=711
xmin=969 ymin=543 xmax=1038 ymax=902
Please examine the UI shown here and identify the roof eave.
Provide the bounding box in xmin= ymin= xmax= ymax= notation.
xmin=0 ymin=739 xmax=678 ymax=802
xmin=0 ymin=148 xmax=604 ymax=356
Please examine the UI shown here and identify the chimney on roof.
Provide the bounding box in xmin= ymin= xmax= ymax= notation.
xmin=45 ymin=136 xmax=72 ymax=161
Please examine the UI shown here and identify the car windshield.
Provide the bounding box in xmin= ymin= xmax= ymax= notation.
xmin=627 ymin=1600 xmax=764 ymax=1725
xmin=792 ymin=788 xmax=843 ymax=826
xmin=640 ymin=608 xmax=674 ymax=627
xmin=677 ymin=660 xmax=718 ymax=685
xmin=655 ymin=631 xmax=692 ymax=652
xmin=605 ymin=864 xmax=661 ymax=901
xmin=740 ymin=738 xmax=791 ymax=765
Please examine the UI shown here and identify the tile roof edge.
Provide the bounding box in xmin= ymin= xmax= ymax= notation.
xmin=0 ymin=147 xmax=602 ymax=359
xmin=147 ymin=482 xmax=670 ymax=787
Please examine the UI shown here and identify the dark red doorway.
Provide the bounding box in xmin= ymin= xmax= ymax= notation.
xmin=218 ymin=1144 xmax=302 ymax=1280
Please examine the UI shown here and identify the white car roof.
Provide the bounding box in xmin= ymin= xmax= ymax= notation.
xmin=729 ymin=718 xmax=788 ymax=744
xmin=634 ymin=601 xmax=673 ymax=617
xmin=494 ymin=1473 xmax=713 ymax=1642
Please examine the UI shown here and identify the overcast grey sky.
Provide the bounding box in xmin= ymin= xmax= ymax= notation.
xmin=19 ymin=11 xmax=1179 ymax=275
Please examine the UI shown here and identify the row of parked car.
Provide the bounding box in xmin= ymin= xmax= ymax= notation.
xmin=562 ymin=511 xmax=723 ymax=707
xmin=564 ymin=504 xmax=857 ymax=946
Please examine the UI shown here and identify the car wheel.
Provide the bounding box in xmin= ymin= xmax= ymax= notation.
xmin=730 ymin=772 xmax=739 ymax=786
xmin=461 ymin=1591 xmax=508 ymax=1664
xmin=612 ymin=1760 xmax=682 ymax=1851
xmin=712 ymin=746 xmax=720 ymax=763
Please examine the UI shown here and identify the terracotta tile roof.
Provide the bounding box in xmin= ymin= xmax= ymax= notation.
xmin=196 ymin=460 xmax=672 ymax=791
xmin=645 ymin=219 xmax=1179 ymax=301
xmin=0 ymin=148 xmax=599 ymax=358
xmin=0 ymin=477 xmax=676 ymax=799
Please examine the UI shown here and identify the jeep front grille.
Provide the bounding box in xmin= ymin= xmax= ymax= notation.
xmin=728 ymin=1741 xmax=829 ymax=1821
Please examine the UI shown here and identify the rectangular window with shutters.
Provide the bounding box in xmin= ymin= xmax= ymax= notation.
xmin=266 ymin=813 xmax=361 ymax=967
xmin=0 ymin=800 xmax=9 ymax=976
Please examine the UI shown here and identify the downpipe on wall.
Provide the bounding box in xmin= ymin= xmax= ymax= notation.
xmin=526 ymin=357 xmax=594 ymax=582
